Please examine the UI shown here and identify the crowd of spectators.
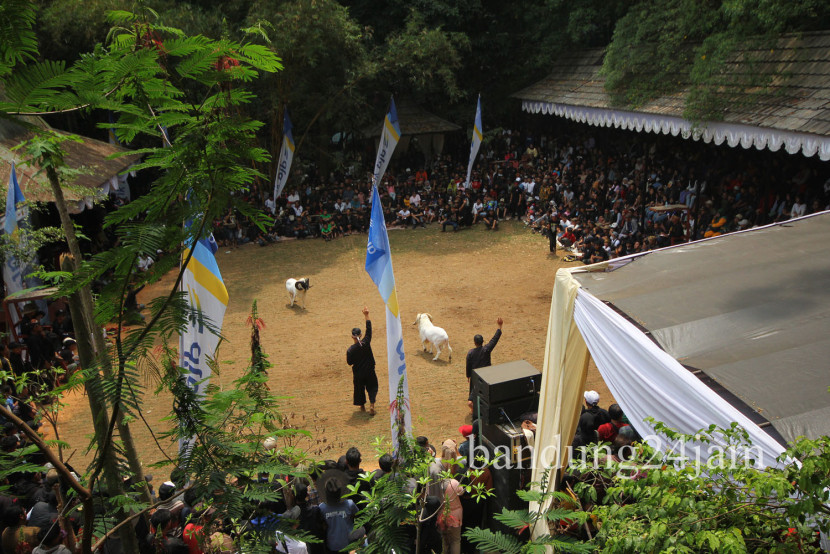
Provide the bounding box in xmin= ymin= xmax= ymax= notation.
xmin=212 ymin=127 xmax=829 ymax=264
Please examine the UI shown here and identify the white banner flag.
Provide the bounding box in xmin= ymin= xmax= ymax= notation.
xmin=372 ymin=97 xmax=401 ymax=188
xmin=272 ymin=109 xmax=295 ymax=200
xmin=465 ymin=96 xmax=483 ymax=189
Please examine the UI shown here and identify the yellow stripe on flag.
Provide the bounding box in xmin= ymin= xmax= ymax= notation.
xmin=387 ymin=289 xmax=399 ymax=318
xmin=384 ymin=117 xmax=400 ymax=142
xmin=183 ymin=248 xmax=229 ymax=306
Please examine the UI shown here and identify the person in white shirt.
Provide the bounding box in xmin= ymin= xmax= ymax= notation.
xmin=790 ymin=196 xmax=807 ymax=219
xmin=292 ymin=203 xmax=304 ymax=217
xmin=287 ymin=189 xmax=300 ymax=206
xmin=409 ymin=192 xmax=421 ymax=208
xmin=335 ymin=199 xmax=347 ymax=212
xmin=471 ymin=199 xmax=484 ymax=223
xmin=395 ymin=207 xmax=411 ymax=227
xmin=265 ymin=196 xmax=277 ymax=215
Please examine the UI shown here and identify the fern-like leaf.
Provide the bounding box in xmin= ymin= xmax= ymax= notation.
xmin=462 ymin=528 xmax=523 ymax=554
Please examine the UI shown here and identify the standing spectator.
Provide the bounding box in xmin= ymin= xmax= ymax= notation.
xmin=597 ymin=404 xmax=629 ymax=443
xmin=580 ymin=390 xmax=611 ymax=433
xmin=2 ymin=505 xmax=39 ymax=554
xmin=466 ymin=318 xmax=503 ymax=411
xmin=319 ymin=479 xmax=362 ymax=552
xmin=50 ymin=310 xmax=73 ymax=342
xmin=347 ymin=307 xmax=378 ymax=416
xmin=294 ymin=483 xmax=324 ymax=554
xmin=436 ymin=440 xmax=465 ymax=554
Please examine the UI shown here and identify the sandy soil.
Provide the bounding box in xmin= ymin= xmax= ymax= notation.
xmin=54 ymin=220 xmax=614 ymax=473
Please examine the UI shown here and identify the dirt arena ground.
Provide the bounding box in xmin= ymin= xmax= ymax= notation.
xmin=55 ymin=220 xmax=614 ymax=473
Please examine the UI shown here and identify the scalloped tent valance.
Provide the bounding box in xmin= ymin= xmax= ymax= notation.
xmin=522 ymin=101 xmax=830 ymax=161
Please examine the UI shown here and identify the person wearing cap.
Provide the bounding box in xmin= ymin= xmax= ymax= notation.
xmin=582 ymin=390 xmax=611 ymax=430
xmin=58 ymin=338 xmax=79 ymax=373
xmin=466 ymin=318 xmax=504 ymax=411
xmin=346 ymin=307 xmax=378 ymax=416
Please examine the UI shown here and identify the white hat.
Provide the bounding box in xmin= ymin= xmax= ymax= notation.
xmin=584 ymin=390 xmax=600 ymax=405
xmin=263 ymin=437 xmax=278 ymax=451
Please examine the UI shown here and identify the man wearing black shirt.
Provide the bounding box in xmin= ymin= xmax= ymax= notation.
xmin=347 ymin=307 xmax=378 ymax=416
xmin=466 ymin=317 xmax=503 ymax=410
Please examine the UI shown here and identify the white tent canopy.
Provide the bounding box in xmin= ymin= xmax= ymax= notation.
xmin=529 ymin=212 xmax=830 ymax=532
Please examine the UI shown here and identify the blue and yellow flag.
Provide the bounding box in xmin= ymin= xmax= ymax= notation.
xmin=372 ymin=97 xmax=400 ymax=188
xmin=180 ymin=236 xmax=228 ymax=398
xmin=273 ymin=108 xmax=295 ymax=200
xmin=3 ymin=163 xmax=28 ymax=327
xmin=465 ymin=96 xmax=483 ymax=189
xmin=366 ymin=184 xmax=412 ymax=446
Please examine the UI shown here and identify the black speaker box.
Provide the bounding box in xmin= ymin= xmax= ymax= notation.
xmin=471 ymin=360 xmax=541 ymax=405
xmin=473 ymin=394 xmax=539 ymax=427
xmin=477 ymin=435 xmax=532 ymax=536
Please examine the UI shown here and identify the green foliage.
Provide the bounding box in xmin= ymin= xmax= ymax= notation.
xmin=573 ymin=422 xmax=830 ymax=553
xmin=380 ymin=9 xmax=470 ymax=102
xmin=153 ymin=302 xmax=310 ymax=546
xmin=1 ymin=5 xmax=294 ymax=549
xmin=601 ymin=0 xmax=830 ymax=120
xmin=0 ymin=0 xmax=38 ymax=76
xmin=463 ymin=467 xmax=593 ymax=554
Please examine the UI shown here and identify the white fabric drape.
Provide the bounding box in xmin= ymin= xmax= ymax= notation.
xmin=573 ymin=288 xmax=786 ymax=467
xmin=522 ymin=101 xmax=830 ymax=161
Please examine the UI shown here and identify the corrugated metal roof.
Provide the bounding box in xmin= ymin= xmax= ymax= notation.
xmin=513 ymin=31 xmax=830 ymax=137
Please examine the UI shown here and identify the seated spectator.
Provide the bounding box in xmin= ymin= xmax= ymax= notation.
xmin=394 ymin=207 xmax=412 ymax=228
xmin=480 ymin=206 xmax=497 ymax=230
xmin=440 ymin=208 xmax=458 ymax=232
xmin=410 ymin=205 xmax=426 ymax=229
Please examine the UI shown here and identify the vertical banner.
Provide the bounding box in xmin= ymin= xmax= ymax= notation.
xmin=365 ymin=185 xmax=412 ymax=448
xmin=464 ymin=96 xmax=483 ymax=189
xmin=179 ymin=236 xmax=228 ymax=452
xmin=3 ymin=163 xmax=28 ymax=329
xmin=272 ymin=108 xmax=295 ymax=201
xmin=372 ymin=97 xmax=400 ymax=188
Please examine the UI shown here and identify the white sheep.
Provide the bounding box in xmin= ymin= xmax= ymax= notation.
xmin=285 ymin=277 xmax=311 ymax=309
xmin=412 ymin=313 xmax=452 ymax=361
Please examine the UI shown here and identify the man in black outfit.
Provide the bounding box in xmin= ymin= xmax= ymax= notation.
xmin=466 ymin=317 xmax=503 ymax=411
xmin=347 ymin=306 xmax=378 ymax=416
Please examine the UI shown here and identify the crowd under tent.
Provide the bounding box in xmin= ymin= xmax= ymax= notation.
xmin=0 ymin=115 xmax=139 ymax=214
xmin=529 ymin=212 xmax=830 ymax=528
xmin=363 ymin=101 xmax=462 ymax=165
xmin=513 ymin=32 xmax=830 ymax=161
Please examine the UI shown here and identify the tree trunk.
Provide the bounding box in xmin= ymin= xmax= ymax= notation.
xmin=48 ymin=167 xmax=145 ymax=554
